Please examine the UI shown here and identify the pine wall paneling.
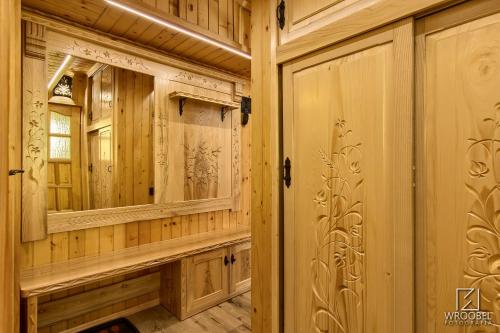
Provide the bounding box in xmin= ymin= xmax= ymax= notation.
xmin=19 ymin=10 xmax=250 ymax=330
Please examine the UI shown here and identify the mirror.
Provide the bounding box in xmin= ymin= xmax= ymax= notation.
xmin=46 ymin=51 xmax=155 ymax=212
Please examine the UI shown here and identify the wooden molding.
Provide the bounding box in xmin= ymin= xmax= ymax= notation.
xmin=24 ymin=21 xmax=46 ymax=59
xmin=21 ymin=227 xmax=251 ymax=297
xmin=47 ymin=197 xmax=234 ymax=234
xmin=276 ymin=0 xmax=453 ymax=63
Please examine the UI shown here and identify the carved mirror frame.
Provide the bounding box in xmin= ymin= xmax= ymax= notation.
xmin=21 ymin=12 xmax=248 ymax=240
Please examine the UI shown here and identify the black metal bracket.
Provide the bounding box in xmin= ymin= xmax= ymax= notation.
xmin=179 ymin=97 xmax=187 ymax=116
xmin=241 ymin=96 xmax=251 ymax=126
xmin=221 ymin=106 xmax=230 ymax=122
xmin=8 ymin=169 xmax=24 ymax=176
xmin=277 ymin=0 xmax=285 ymax=30
xmin=284 ymin=157 xmax=291 ymax=188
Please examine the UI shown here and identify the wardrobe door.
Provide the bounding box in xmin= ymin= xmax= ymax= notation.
xmin=283 ymin=19 xmax=413 ymax=333
xmin=416 ymin=1 xmax=500 ymax=332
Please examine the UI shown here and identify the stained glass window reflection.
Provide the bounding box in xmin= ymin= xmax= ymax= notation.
xmin=50 ymin=112 xmax=71 ymax=135
xmin=50 ymin=136 xmax=71 ymax=159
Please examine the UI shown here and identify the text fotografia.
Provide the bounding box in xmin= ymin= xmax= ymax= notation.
xmin=444 ymin=288 xmax=494 ymax=326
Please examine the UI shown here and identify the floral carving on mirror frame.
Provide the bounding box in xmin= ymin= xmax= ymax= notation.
xmin=312 ymin=119 xmax=364 ymax=333
xmin=24 ymin=89 xmax=46 ymax=186
xmin=465 ymin=102 xmax=500 ymax=329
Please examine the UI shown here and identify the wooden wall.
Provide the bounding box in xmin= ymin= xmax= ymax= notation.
xmin=20 ymin=109 xmax=251 ymax=332
xmin=114 ymin=68 xmax=155 ymax=207
xmin=2 ymin=0 xmax=21 ymax=331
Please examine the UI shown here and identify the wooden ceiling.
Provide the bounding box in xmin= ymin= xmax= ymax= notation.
xmin=47 ymin=50 xmax=97 ymax=81
xmin=22 ymin=0 xmax=251 ymax=77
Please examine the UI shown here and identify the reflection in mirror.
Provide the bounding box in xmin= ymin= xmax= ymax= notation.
xmin=46 ymin=51 xmax=155 ymax=213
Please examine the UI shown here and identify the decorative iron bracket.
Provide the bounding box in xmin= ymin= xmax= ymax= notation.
xmin=221 ymin=106 xmax=231 ymax=122
xmin=179 ymin=97 xmax=187 ymax=116
xmin=241 ymin=96 xmax=251 ymax=126
xmin=9 ymin=169 xmax=25 ymax=176
xmin=284 ymin=157 xmax=291 ymax=188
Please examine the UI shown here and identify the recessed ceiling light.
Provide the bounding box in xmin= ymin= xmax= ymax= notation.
xmin=105 ymin=0 xmax=252 ymax=60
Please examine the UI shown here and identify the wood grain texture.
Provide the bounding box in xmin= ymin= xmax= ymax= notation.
xmin=250 ymin=1 xmax=281 ymax=333
xmin=128 ymin=292 xmax=251 ymax=332
xmin=22 ymin=20 xmax=48 ymax=242
xmin=21 ymin=227 xmax=250 ymax=297
xmin=415 ymin=2 xmax=500 ymax=331
xmin=1 ymin=1 xmax=21 ymax=332
xmin=21 ymin=1 xmax=251 ymax=77
xmin=277 ymin=0 xmax=453 ymax=64
xmin=283 ymin=19 xmax=413 ymax=333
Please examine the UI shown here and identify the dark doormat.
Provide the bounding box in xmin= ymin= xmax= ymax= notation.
xmin=80 ymin=318 xmax=139 ymax=333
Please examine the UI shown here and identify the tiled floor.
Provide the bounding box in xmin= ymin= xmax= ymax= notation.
xmin=127 ymin=292 xmax=251 ymax=332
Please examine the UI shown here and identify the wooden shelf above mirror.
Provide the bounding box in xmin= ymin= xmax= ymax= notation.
xmin=169 ymin=91 xmax=240 ymax=111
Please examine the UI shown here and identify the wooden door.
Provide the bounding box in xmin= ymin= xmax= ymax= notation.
xmin=185 ymin=248 xmax=230 ymax=316
xmin=283 ymin=20 xmax=413 ymax=333
xmin=230 ymin=242 xmax=251 ymax=295
xmin=88 ymin=126 xmax=113 ymax=209
xmin=415 ymin=1 xmax=500 ymax=331
xmin=90 ymin=69 xmax=102 ymax=123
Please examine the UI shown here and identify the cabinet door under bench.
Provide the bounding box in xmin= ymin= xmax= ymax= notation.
xmin=160 ymin=241 xmax=251 ymax=320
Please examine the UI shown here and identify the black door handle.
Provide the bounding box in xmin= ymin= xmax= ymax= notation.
xmin=9 ymin=169 xmax=24 ymax=176
xmin=284 ymin=157 xmax=291 ymax=188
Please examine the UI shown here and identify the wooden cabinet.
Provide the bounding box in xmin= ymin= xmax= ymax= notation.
xmin=229 ymin=241 xmax=251 ymax=296
xmin=161 ymin=241 xmax=251 ymax=320
xmin=279 ymin=0 xmax=358 ymax=43
xmin=89 ymin=65 xmax=113 ymax=124
xmin=415 ymin=2 xmax=500 ymax=332
xmin=282 ymin=19 xmax=413 ymax=333
xmin=186 ymin=248 xmax=230 ymax=316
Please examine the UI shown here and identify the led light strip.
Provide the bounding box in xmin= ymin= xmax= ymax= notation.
xmin=105 ymin=0 xmax=252 ymax=60
xmin=47 ymin=54 xmax=73 ymax=89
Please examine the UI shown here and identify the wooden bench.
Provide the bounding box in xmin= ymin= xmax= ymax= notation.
xmin=21 ymin=227 xmax=251 ymax=332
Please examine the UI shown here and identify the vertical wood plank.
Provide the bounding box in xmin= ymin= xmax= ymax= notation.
xmin=113 ymin=223 xmax=126 ymax=250
xmin=215 ymin=210 xmax=223 ymax=231
xmin=68 ymin=230 xmax=85 ymax=259
xmin=189 ymin=214 xmax=199 ymax=234
xmin=138 ymin=220 xmax=151 ymax=245
xmin=209 ymin=0 xmax=219 ymax=34
xmin=99 ymin=226 xmax=114 ymax=254
xmin=218 ymin=0 xmax=228 ymax=37
xmin=126 ymin=221 xmax=139 ymax=247
xmin=186 ymin=0 xmax=198 ymax=24
xmin=161 ymin=217 xmax=172 ymax=240
xmin=84 ymin=228 xmax=100 ymax=257
xmin=222 ymin=209 xmax=230 ymax=229
xmin=51 ymin=232 xmax=69 ymax=263
xmin=198 ymin=0 xmax=209 ymax=29
xmin=171 ymin=216 xmax=181 ymax=238
xmin=27 ymin=296 xmax=37 ymax=333
xmin=150 ymin=219 xmax=162 ymax=243
xmin=22 ymin=21 xmax=48 ymax=242
xmin=208 ymin=211 xmax=216 ymax=231
xmin=199 ymin=212 xmax=209 ymax=233
xmin=181 ymin=215 xmax=190 ymax=236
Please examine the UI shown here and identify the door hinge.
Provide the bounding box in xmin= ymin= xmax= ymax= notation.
xmin=241 ymin=96 xmax=251 ymax=126
xmin=277 ymin=0 xmax=285 ymax=30
xmin=284 ymin=157 xmax=291 ymax=188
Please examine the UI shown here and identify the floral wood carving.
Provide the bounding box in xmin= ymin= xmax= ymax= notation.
xmin=65 ymin=40 xmax=150 ymax=72
xmin=185 ymin=141 xmax=222 ymax=200
xmin=173 ymin=71 xmax=231 ymax=94
xmin=24 ymin=89 xmax=46 ymax=186
xmin=465 ymin=103 xmax=500 ymax=328
xmin=312 ymin=119 xmax=364 ymax=333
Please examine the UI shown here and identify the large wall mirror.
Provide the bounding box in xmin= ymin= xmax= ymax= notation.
xmin=47 ymin=52 xmax=155 ymax=213
xmin=21 ymin=21 xmax=246 ymax=241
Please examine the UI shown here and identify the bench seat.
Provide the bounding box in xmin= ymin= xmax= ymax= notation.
xmin=21 ymin=227 xmax=251 ymax=298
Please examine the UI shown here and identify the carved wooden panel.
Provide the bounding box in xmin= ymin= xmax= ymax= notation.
xmin=416 ymin=4 xmax=500 ymax=332
xmin=283 ymin=21 xmax=413 ymax=333
xmin=166 ymin=98 xmax=234 ymax=204
xmin=22 ymin=21 xmax=48 ymax=242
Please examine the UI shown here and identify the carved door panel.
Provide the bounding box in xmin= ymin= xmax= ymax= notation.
xmin=230 ymin=241 xmax=251 ymax=296
xmin=185 ymin=248 xmax=230 ymax=316
xmin=88 ymin=131 xmax=100 ymax=209
xmin=415 ymin=2 xmax=500 ymax=332
xmin=283 ymin=20 xmax=413 ymax=333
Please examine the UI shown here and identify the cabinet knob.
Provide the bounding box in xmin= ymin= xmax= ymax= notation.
xmin=231 ymin=254 xmax=236 ymax=264
xmin=224 ymin=255 xmax=229 ymax=266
